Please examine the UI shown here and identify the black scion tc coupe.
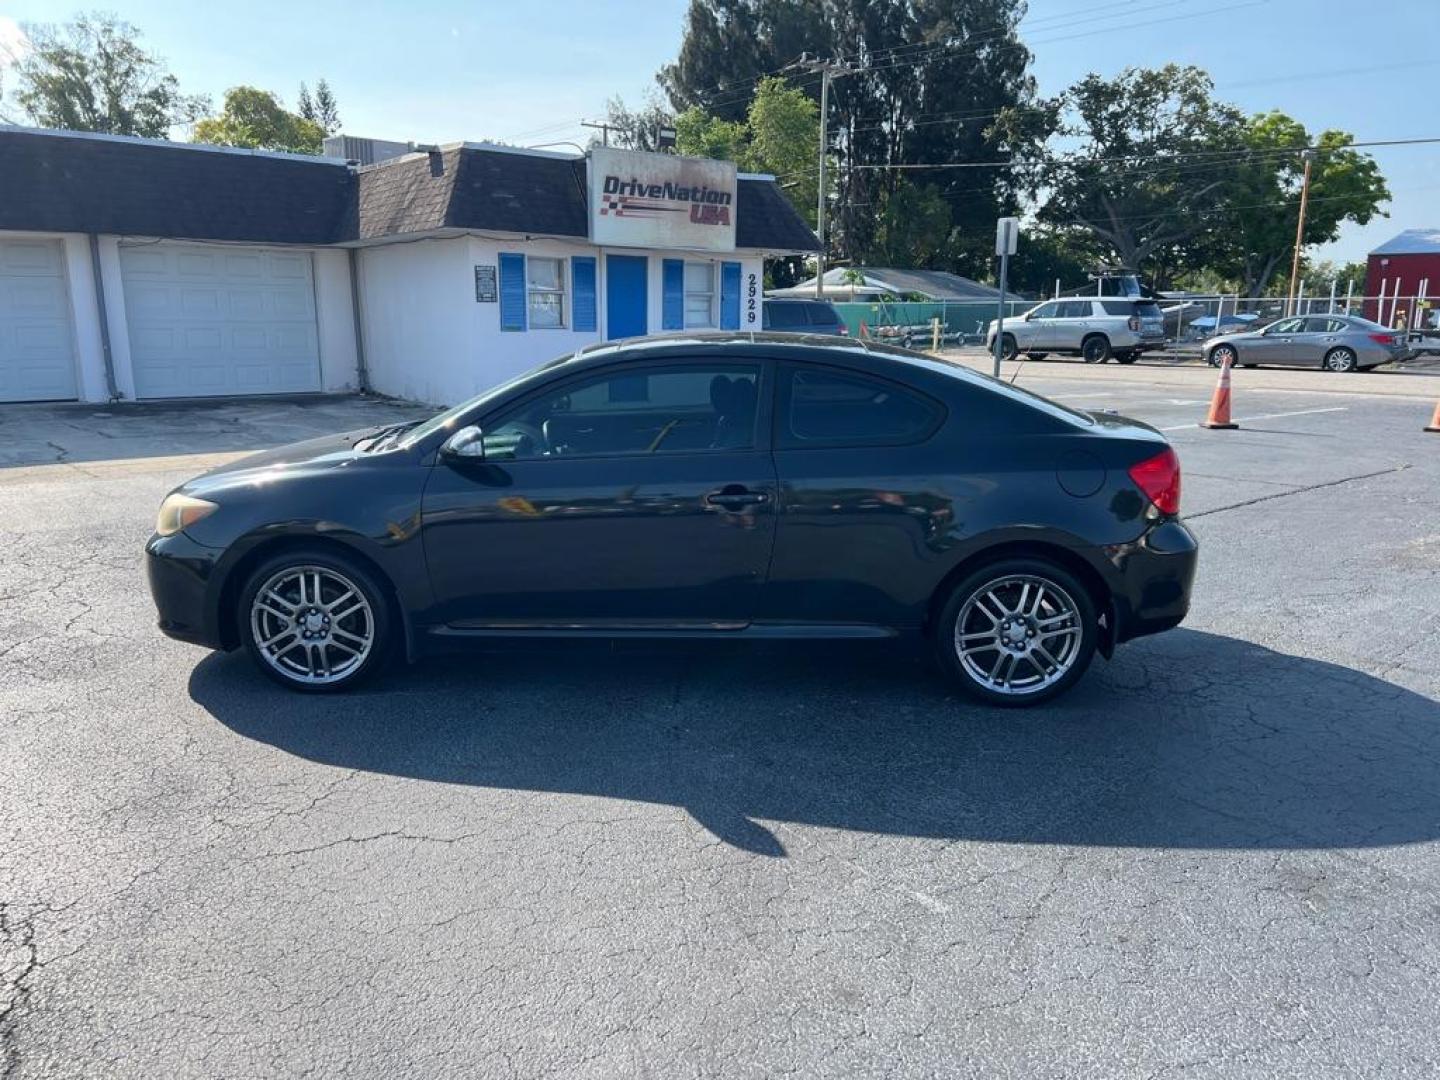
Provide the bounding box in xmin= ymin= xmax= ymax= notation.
xmin=146 ymin=333 xmax=1198 ymax=706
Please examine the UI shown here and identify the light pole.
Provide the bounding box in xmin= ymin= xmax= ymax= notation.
xmin=788 ymin=54 xmax=855 ymax=298
xmin=1286 ymin=149 xmax=1317 ymax=316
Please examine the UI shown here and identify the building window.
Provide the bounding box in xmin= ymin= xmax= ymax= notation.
xmin=527 ymin=256 xmax=566 ymax=329
xmin=684 ymin=262 xmax=715 ymax=328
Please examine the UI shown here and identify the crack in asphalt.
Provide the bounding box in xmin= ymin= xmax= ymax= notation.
xmin=1187 ymin=463 xmax=1414 ymax=519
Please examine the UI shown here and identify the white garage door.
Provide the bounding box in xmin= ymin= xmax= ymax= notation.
xmin=0 ymin=239 xmax=78 ymax=403
xmin=120 ymin=243 xmax=322 ymax=398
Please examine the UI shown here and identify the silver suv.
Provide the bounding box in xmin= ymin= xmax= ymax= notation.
xmin=986 ymin=298 xmax=1166 ymax=364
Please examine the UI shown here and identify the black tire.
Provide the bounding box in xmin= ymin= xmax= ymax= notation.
xmin=1115 ymin=351 xmax=1139 ymax=365
xmin=237 ymin=547 xmax=394 ymax=693
xmin=932 ymin=558 xmax=1099 ymax=708
xmin=1208 ymin=344 xmax=1238 ymax=368
xmin=998 ymin=334 xmax=1018 ymax=362
xmin=1025 ymin=352 xmax=1049 ymax=361
xmin=1081 ymin=335 xmax=1111 ymax=364
xmin=1323 ymin=346 xmax=1358 ymax=373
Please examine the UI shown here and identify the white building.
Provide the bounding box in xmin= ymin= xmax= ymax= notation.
xmin=0 ymin=127 xmax=818 ymax=406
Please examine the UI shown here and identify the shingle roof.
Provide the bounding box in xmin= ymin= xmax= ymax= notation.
xmin=0 ymin=126 xmax=354 ymax=245
xmin=736 ymin=178 xmax=820 ymax=252
xmin=355 ymin=147 xmax=591 ymax=240
xmin=1370 ymin=228 xmax=1440 ymax=256
xmin=0 ymin=127 xmax=819 ymax=252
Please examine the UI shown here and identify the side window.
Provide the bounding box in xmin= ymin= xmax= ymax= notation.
xmin=481 ymin=364 xmax=761 ymax=461
xmin=1308 ymin=317 xmax=1347 ymax=333
xmin=1028 ymin=302 xmax=1059 ymax=320
xmin=1270 ymin=317 xmax=1305 ymax=334
xmin=779 ymin=365 xmax=942 ymax=449
xmin=1057 ymin=301 xmax=1093 ymax=318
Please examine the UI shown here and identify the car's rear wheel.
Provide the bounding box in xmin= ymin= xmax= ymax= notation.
xmin=1081 ymin=335 xmax=1111 ymax=364
xmin=238 ymin=549 xmax=392 ymax=692
xmin=933 ymin=559 xmax=1098 ymax=707
xmin=1324 ymin=346 xmax=1358 ymax=372
xmin=998 ymin=333 xmax=1018 ymax=361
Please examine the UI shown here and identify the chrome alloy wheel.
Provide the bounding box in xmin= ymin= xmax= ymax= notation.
xmin=952 ymin=574 xmax=1084 ymax=697
xmin=249 ymin=565 xmax=374 ymax=686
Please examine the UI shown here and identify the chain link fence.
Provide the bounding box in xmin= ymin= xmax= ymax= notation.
xmin=830 ymin=294 xmax=1432 ymax=351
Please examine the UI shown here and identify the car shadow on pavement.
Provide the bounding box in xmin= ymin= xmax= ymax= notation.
xmin=189 ymin=628 xmax=1440 ymax=856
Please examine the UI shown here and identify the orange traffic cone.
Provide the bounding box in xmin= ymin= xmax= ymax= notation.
xmin=1200 ymin=352 xmax=1239 ymax=430
xmin=1426 ymin=397 xmax=1440 ymax=433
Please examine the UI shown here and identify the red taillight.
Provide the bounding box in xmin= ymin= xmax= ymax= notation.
xmin=1128 ymin=447 xmax=1181 ymax=516
xmin=1369 ymin=333 xmax=1396 ymax=345
xmin=838 ymin=325 xmax=849 ymax=336
xmin=1128 ymin=315 xmax=1140 ymax=332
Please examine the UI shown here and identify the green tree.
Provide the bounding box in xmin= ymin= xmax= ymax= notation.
xmin=193 ymin=87 xmax=325 ymax=154
xmin=742 ymin=76 xmax=820 ymax=229
xmin=1005 ymin=65 xmax=1247 ymax=276
xmin=862 ymin=181 xmax=952 ymax=267
xmin=1302 ymin=258 xmax=1369 ymax=294
xmin=674 ymin=105 xmax=746 ymax=160
xmin=11 ymin=13 xmax=207 ymax=137
xmin=597 ymin=95 xmax=675 ymax=152
xmin=659 ymin=0 xmax=1036 ymax=275
xmin=313 ymin=78 xmax=340 ymax=134
xmin=1204 ymin=113 xmax=1388 ymax=298
xmin=297 ymin=79 xmax=340 ymax=135
xmin=675 ymin=77 xmax=822 ymax=230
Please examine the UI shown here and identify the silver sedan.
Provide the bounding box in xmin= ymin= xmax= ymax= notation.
xmin=1204 ymin=314 xmax=1407 ymax=372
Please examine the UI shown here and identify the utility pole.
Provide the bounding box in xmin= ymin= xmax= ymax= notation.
xmin=580 ymin=120 xmax=616 ymax=147
xmin=1286 ymin=149 xmax=1317 ymax=316
xmin=787 ymin=54 xmax=856 ymax=298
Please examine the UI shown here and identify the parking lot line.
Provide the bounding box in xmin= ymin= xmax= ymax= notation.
xmin=1159 ymin=406 xmax=1348 ymax=431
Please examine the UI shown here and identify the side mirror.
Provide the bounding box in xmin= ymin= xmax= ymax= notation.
xmin=441 ymin=424 xmax=485 ymax=460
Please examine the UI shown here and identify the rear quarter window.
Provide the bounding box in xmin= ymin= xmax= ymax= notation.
xmin=778 ymin=365 xmax=943 ymax=448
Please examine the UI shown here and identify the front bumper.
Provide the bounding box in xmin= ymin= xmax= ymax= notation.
xmin=146 ymin=532 xmax=228 ymax=649
xmin=1106 ymin=519 xmax=1199 ymax=643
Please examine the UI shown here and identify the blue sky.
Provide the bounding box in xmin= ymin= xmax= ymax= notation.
xmin=2 ymin=0 xmax=1435 ymax=262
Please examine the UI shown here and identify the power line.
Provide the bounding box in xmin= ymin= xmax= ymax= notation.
xmin=841 ymin=136 xmax=1440 ymax=171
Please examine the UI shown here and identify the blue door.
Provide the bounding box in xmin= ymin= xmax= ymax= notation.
xmin=606 ymin=255 xmax=648 ymax=340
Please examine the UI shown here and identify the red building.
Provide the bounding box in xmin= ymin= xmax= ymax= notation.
xmin=1364 ymin=229 xmax=1440 ymax=329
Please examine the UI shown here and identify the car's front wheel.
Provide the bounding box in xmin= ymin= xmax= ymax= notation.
xmin=238 ymin=549 xmax=392 ymax=692
xmin=933 ymin=559 xmax=1098 ymax=707
xmin=998 ymin=333 xmax=1018 ymax=362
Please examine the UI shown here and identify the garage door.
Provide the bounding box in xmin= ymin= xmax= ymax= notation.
xmin=0 ymin=239 xmax=78 ymax=402
xmin=120 ymin=243 xmax=322 ymax=398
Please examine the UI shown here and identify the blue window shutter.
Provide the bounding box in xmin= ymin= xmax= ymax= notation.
xmin=572 ymin=256 xmax=597 ymax=333
xmin=499 ymin=253 xmax=526 ymax=332
xmin=720 ymin=262 xmax=741 ymax=330
xmin=662 ymin=259 xmax=684 ymax=330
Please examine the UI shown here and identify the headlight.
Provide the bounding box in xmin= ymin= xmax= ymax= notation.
xmin=155 ymin=494 xmax=218 ymax=537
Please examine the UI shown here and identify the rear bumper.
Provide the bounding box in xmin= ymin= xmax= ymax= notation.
xmin=146 ymin=532 xmax=228 ymax=650
xmin=1106 ymin=519 xmax=1199 ymax=643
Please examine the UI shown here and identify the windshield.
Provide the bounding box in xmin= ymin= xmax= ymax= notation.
xmin=399 ymin=355 xmax=571 ymax=447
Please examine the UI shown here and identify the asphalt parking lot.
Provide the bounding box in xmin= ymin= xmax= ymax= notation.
xmin=3 ymin=362 xmax=1439 ymax=1078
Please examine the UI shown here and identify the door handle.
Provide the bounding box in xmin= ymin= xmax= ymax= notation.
xmin=706 ymin=487 xmax=770 ymax=509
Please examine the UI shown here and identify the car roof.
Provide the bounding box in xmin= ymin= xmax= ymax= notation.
xmin=553 ymin=331 xmax=915 ymax=374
